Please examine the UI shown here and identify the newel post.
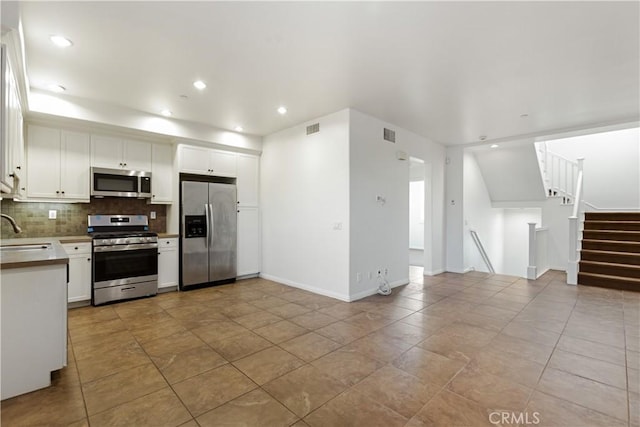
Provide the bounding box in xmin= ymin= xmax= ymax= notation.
xmin=527 ymin=223 xmax=537 ymax=280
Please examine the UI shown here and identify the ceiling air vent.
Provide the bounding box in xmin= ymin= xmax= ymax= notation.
xmin=306 ymin=123 xmax=320 ymax=135
xmin=383 ymin=128 xmax=396 ymax=143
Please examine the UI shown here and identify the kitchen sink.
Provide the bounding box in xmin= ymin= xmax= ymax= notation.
xmin=0 ymin=243 xmax=52 ymax=252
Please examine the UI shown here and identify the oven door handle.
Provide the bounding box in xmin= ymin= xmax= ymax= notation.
xmin=93 ymin=243 xmax=159 ymax=252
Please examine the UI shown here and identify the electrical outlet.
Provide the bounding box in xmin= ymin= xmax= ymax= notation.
xmin=356 ymin=272 xmax=362 ymax=282
xmin=150 ymin=211 xmax=157 ymax=220
xmin=48 ymin=210 xmax=57 ymax=220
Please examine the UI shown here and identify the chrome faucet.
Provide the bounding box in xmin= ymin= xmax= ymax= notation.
xmin=1 ymin=214 xmax=22 ymax=234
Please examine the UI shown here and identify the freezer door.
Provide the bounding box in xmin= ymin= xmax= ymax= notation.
xmin=208 ymin=183 xmax=237 ymax=282
xmin=181 ymin=181 xmax=210 ymax=287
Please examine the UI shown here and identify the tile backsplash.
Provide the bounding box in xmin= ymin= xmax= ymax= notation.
xmin=0 ymin=198 xmax=167 ymax=239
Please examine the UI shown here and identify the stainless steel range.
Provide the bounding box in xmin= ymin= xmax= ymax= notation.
xmin=88 ymin=215 xmax=158 ymax=305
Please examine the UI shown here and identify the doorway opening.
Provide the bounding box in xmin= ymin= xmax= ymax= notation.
xmin=409 ymin=158 xmax=425 ymax=276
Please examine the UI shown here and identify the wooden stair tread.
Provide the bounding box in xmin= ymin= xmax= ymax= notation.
xmin=581 ymin=249 xmax=640 ymax=256
xmin=581 ymin=239 xmax=640 ymax=244
xmin=580 ymin=260 xmax=640 ymax=269
xmin=578 ymin=272 xmax=640 ymax=283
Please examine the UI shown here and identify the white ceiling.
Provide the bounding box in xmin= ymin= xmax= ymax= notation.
xmin=18 ymin=1 xmax=640 ymax=145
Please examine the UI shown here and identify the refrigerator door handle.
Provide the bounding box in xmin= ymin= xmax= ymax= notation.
xmin=209 ymin=203 xmax=215 ymax=247
xmin=204 ymin=204 xmax=209 ymax=248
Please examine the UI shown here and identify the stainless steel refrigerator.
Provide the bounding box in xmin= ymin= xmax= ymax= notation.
xmin=180 ymin=179 xmax=237 ymax=289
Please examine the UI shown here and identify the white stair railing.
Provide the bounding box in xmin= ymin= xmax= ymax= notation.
xmin=536 ymin=142 xmax=579 ymax=204
xmin=470 ymin=229 xmax=495 ymax=274
xmin=567 ymin=158 xmax=585 ymax=285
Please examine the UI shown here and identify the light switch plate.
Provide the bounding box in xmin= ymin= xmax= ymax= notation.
xmin=48 ymin=210 xmax=57 ymax=219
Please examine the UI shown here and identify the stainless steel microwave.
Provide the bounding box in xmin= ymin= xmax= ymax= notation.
xmin=91 ymin=167 xmax=152 ymax=198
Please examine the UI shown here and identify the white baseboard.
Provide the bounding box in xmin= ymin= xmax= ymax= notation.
xmin=424 ymin=269 xmax=444 ymax=276
xmin=259 ymin=273 xmax=351 ymax=302
xmin=348 ymin=278 xmax=410 ymax=302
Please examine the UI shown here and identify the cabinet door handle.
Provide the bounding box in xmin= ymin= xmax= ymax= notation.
xmin=87 ymin=258 xmax=91 ymax=262
xmin=9 ymin=173 xmax=14 ymax=178
xmin=74 ymin=246 xmax=79 ymax=250
xmin=56 ymin=190 xmax=60 ymax=194
xmin=61 ymin=191 xmax=65 ymax=194
xmin=16 ymin=166 xmax=21 ymax=170
xmin=123 ymin=163 xmax=127 ymax=167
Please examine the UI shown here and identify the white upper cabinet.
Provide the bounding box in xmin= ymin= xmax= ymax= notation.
xmin=151 ymin=143 xmax=173 ymax=204
xmin=0 ymin=43 xmax=24 ymax=195
xmin=179 ymin=145 xmax=237 ymax=177
xmin=26 ymin=125 xmax=90 ymax=201
xmin=236 ymin=154 xmax=259 ymax=207
xmin=91 ymin=135 xmax=151 ymax=171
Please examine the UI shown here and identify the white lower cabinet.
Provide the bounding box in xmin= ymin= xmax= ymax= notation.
xmin=1 ymin=264 xmax=67 ymax=399
xmin=158 ymin=238 xmax=178 ymax=289
xmin=237 ymin=207 xmax=260 ymax=276
xmin=62 ymin=243 xmax=92 ymax=303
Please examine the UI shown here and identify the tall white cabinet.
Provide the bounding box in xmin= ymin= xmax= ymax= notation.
xmin=236 ymin=154 xmax=261 ymax=276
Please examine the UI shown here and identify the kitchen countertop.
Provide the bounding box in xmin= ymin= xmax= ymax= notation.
xmin=158 ymin=233 xmax=179 ymax=238
xmin=0 ymin=238 xmax=69 ymax=269
xmin=1 ymin=232 xmax=178 ymax=269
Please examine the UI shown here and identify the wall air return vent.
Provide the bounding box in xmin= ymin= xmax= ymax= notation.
xmin=383 ymin=128 xmax=396 ymax=143
xmin=306 ymin=123 xmax=320 ymax=135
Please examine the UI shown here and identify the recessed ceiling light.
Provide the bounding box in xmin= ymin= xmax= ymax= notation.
xmin=479 ymin=135 xmax=487 ymax=141
xmin=49 ymin=35 xmax=73 ymax=48
xmin=520 ymin=113 xmax=529 ymax=118
xmin=193 ymin=80 xmax=206 ymax=90
xmin=277 ymin=106 xmax=287 ymax=115
xmin=160 ymin=109 xmax=172 ymax=117
xmin=48 ymin=84 xmax=66 ymax=93
xmin=234 ymin=126 xmax=244 ymax=132
xmin=490 ymin=144 xmax=499 ymax=149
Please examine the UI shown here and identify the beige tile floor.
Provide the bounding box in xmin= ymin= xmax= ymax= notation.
xmin=2 ymin=268 xmax=639 ymax=426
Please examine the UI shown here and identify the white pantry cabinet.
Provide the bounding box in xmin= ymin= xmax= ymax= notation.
xmin=158 ymin=237 xmax=178 ymax=289
xmin=62 ymin=242 xmax=92 ymax=303
xmin=236 ymin=153 xmax=259 ymax=207
xmin=0 ymin=43 xmax=24 ymax=196
xmin=151 ymin=143 xmax=173 ymax=204
xmin=26 ymin=125 xmax=90 ymax=201
xmin=91 ymin=135 xmax=152 ymax=172
xmin=180 ymin=145 xmax=237 ymax=177
xmin=237 ymin=207 xmax=260 ymax=276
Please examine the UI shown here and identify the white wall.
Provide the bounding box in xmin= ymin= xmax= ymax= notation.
xmin=547 ymin=127 xmax=640 ymax=209
xmin=502 ymin=208 xmax=542 ymax=277
xmin=463 ymin=152 xmax=504 ymax=273
xmin=349 ymin=110 xmax=411 ymax=299
xmin=474 ymin=143 xmax=546 ymax=202
xmin=446 ymin=146 xmax=465 ymax=273
xmin=260 ymin=109 xmax=351 ymax=300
